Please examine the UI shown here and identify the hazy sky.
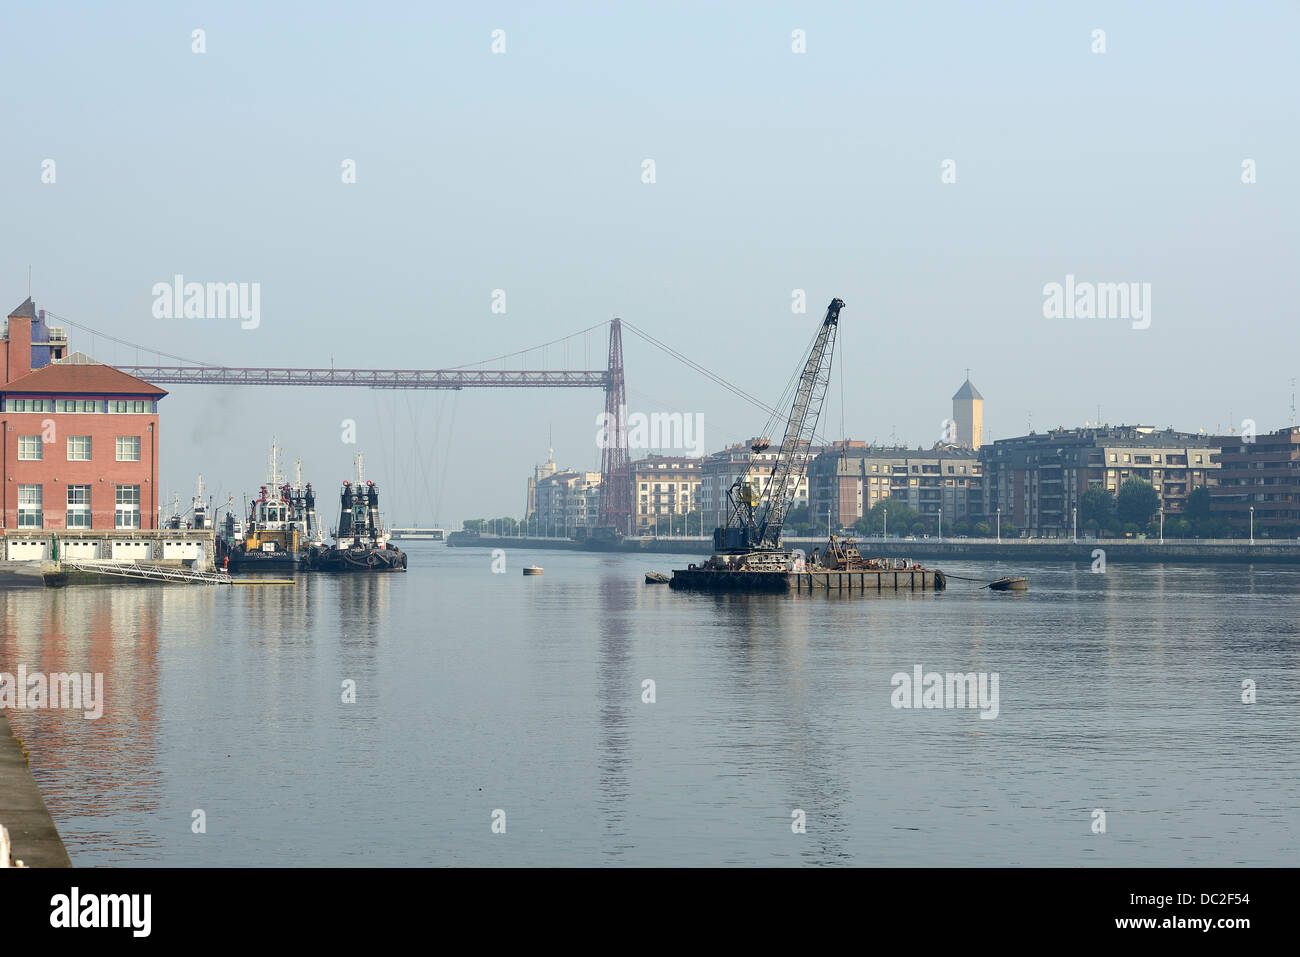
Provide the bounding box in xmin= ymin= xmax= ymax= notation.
xmin=3 ymin=2 xmax=1297 ymax=526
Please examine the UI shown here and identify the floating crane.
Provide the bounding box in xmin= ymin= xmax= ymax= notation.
xmin=665 ymin=295 xmax=950 ymax=593
xmin=712 ymin=297 xmax=844 ymax=567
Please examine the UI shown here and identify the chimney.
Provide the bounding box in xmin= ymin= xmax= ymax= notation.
xmin=5 ymin=298 xmax=35 ymax=383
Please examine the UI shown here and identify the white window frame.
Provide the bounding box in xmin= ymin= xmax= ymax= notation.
xmin=18 ymin=435 xmax=43 ymax=460
xmin=67 ymin=435 xmax=92 ymax=461
xmin=116 ymin=436 xmax=141 ymax=462
xmin=115 ymin=485 xmax=141 ymax=529
xmin=66 ymin=485 xmax=91 ymax=528
xmin=17 ymin=484 xmax=43 ymax=528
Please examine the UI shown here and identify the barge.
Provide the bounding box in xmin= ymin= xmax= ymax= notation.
xmin=669 ymin=564 xmax=945 ymax=593
xmin=669 ymin=538 xmax=945 ymax=593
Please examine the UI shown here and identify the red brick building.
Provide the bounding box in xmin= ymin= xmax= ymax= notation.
xmin=2 ymin=298 xmax=166 ymax=531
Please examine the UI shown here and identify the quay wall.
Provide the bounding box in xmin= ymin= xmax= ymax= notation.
xmin=0 ymin=711 xmax=71 ymax=867
xmin=446 ymin=533 xmax=1300 ymax=565
xmin=3 ymin=528 xmax=215 ymax=566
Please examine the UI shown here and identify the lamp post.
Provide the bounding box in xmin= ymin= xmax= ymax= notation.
xmin=938 ymin=506 xmax=943 ymax=542
xmin=1158 ymin=506 xmax=1164 ymax=543
xmin=1250 ymin=505 xmax=1255 ymax=544
xmin=996 ymin=507 xmax=1001 ymax=544
xmin=1072 ymin=506 xmax=1077 ymax=544
xmin=883 ymin=508 xmax=887 ymax=542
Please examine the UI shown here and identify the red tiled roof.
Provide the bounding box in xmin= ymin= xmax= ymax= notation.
xmin=2 ymin=360 xmax=167 ymax=397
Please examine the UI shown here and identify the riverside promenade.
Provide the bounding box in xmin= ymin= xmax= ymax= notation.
xmin=447 ymin=533 xmax=1300 ymax=565
xmin=0 ymin=711 xmax=70 ymax=867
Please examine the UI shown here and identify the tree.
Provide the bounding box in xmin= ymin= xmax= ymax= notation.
xmin=972 ymin=521 xmax=991 ymax=537
xmin=1185 ymin=486 xmax=1211 ymax=521
xmin=787 ymin=504 xmax=810 ymax=532
xmin=1080 ymin=485 xmax=1117 ymax=535
xmin=1117 ymin=478 xmax=1160 ymax=527
xmin=862 ymin=498 xmax=920 ymax=536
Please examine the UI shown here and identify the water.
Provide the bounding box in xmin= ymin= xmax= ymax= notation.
xmin=2 ymin=545 xmax=1297 ymax=866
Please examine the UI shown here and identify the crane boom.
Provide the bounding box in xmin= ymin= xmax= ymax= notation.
xmin=715 ymin=297 xmax=844 ymax=555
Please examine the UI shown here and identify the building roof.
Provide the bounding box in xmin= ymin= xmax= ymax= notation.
xmin=7 ymin=297 xmax=36 ymax=320
xmin=1 ymin=353 xmax=167 ymax=397
xmin=953 ymin=379 xmax=983 ymax=401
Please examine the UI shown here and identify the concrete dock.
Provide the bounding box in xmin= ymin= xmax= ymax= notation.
xmin=0 ymin=711 xmax=71 ymax=867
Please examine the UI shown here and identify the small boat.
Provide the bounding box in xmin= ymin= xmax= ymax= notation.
xmin=645 ymin=571 xmax=670 ymax=584
xmin=523 ymin=565 xmax=543 ymax=576
xmin=987 ymin=576 xmax=1028 ymax=591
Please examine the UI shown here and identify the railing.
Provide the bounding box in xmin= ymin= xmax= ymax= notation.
xmin=59 ymin=559 xmax=231 ymax=584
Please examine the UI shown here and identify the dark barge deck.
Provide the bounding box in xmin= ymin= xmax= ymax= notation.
xmin=668 ymin=566 xmax=946 ymax=593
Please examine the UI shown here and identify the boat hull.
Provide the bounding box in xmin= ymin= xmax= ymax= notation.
xmin=669 ymin=566 xmax=946 ymax=593
xmin=301 ymin=544 xmax=407 ymax=572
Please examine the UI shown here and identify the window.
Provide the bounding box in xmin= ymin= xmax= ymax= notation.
xmin=17 ymin=485 xmax=42 ymax=528
xmin=110 ymin=400 xmax=127 ymax=413
xmin=116 ymin=436 xmax=141 ymax=461
xmin=7 ymin=398 xmax=54 ymax=412
xmin=67 ymin=435 xmax=92 ymax=461
xmin=67 ymin=485 xmax=91 ymax=528
xmin=115 ymin=485 xmax=141 ymax=528
xmin=59 ymin=399 xmax=99 ymax=413
xmin=18 ymin=436 xmax=42 ymax=460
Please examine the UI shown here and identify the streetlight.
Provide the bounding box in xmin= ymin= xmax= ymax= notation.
xmin=1250 ymin=505 xmax=1255 ymax=544
xmin=1158 ymin=506 xmax=1164 ymax=544
xmin=938 ymin=506 xmax=943 ymax=542
xmin=883 ymin=507 xmax=887 ymax=542
xmin=1072 ymin=506 xmax=1077 ymax=544
xmin=996 ymin=507 xmax=1001 ymax=544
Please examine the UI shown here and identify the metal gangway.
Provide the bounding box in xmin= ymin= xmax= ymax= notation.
xmin=58 ymin=559 xmax=232 ymax=585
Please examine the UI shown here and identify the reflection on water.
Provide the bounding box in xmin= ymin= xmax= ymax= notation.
xmin=1 ymin=549 xmax=1297 ymax=866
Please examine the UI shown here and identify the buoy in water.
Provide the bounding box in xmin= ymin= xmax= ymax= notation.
xmin=523 ymin=565 xmax=543 ymax=576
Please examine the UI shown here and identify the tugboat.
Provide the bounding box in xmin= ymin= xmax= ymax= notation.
xmin=217 ymin=440 xmax=323 ymax=572
xmin=164 ymin=476 xmax=212 ymax=530
xmin=302 ymin=455 xmax=407 ymax=572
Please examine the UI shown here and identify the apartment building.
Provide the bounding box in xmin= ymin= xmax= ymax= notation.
xmin=1211 ymin=427 xmax=1300 ymax=531
xmin=980 ymin=425 xmax=1220 ymax=536
xmin=808 ymin=442 xmax=983 ymax=529
xmin=631 ymin=455 xmax=702 ymax=533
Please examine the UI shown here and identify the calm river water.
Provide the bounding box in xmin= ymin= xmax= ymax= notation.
xmin=2 ymin=544 xmax=1296 ymax=866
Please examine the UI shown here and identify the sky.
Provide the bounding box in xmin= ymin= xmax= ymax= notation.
xmin=2 ymin=1 xmax=1297 ymax=527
